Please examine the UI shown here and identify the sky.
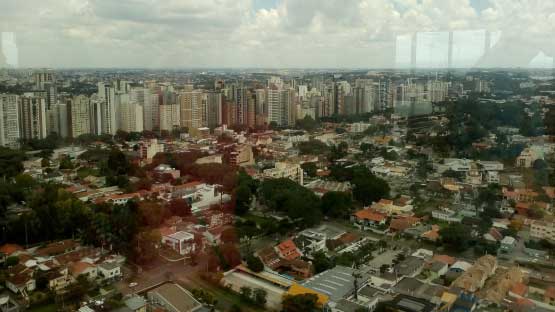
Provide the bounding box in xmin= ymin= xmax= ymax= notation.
xmin=0 ymin=0 xmax=554 ymax=69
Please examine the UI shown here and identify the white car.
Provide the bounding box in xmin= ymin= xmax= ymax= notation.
xmin=129 ymin=282 xmax=138 ymax=288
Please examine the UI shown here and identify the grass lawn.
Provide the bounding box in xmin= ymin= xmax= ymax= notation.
xmin=180 ymin=274 xmax=265 ymax=312
xmin=27 ymin=303 xmax=58 ymax=312
xmin=243 ymin=213 xmax=274 ymax=225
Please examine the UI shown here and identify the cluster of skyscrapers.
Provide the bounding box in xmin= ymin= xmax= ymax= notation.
xmin=0 ymin=69 xmax=454 ymax=147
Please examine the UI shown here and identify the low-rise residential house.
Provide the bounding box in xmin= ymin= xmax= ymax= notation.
xmin=389 ymin=216 xmax=420 ymax=234
xmin=46 ymin=267 xmax=73 ymax=292
xmin=275 ymin=239 xmax=302 ymax=261
xmin=35 ymin=240 xmax=79 ymax=257
xmin=371 ymin=197 xmax=413 ymax=216
xmin=294 ymin=230 xmax=327 ymax=256
xmin=0 ymin=244 xmax=24 ymax=258
xmin=161 ymin=231 xmax=196 ymax=256
xmin=432 ymin=255 xmax=456 ymax=267
xmin=393 ymin=256 xmax=425 ymax=278
xmin=5 ymin=266 xmax=35 ymax=295
xmin=428 ymin=261 xmax=448 ymax=278
xmin=451 ymin=255 xmax=497 ymax=293
xmin=70 ymin=261 xmax=98 ymax=280
xmin=173 ymin=182 xmax=230 ymax=213
xmin=154 ymin=164 xmax=181 ymax=180
xmin=500 ymin=236 xmax=517 ymax=252
xmin=261 ymin=162 xmax=304 ymax=185
xmin=421 ymin=225 xmax=440 ymax=242
xmin=503 ymin=188 xmax=539 ymax=202
xmin=432 ymin=208 xmax=462 ymax=223
xmin=351 ymin=209 xmax=387 ymax=229
xmin=530 ymin=220 xmax=555 ymax=242
xmin=97 ymin=262 xmax=121 ymax=281
xmin=516 ymin=147 xmax=544 ymax=168
xmin=484 ymin=227 xmax=504 ymax=243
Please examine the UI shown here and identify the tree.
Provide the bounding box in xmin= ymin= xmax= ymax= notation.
xmin=296 ymin=115 xmax=318 ymax=132
xmin=320 ymin=191 xmax=353 ymax=218
xmin=259 ymin=178 xmax=322 ymax=227
xmin=235 ymin=184 xmax=252 ymax=215
xmin=59 ymin=155 xmax=74 ymax=169
xmin=282 ymin=294 xmax=318 ymax=312
xmin=239 ymin=286 xmax=252 ymax=303
xmin=528 ymin=204 xmax=545 ymax=219
xmin=301 ymin=162 xmax=318 ymax=177
xmin=351 ymin=166 xmax=390 ymax=205
xmin=133 ymin=230 xmax=161 ymax=264
xmin=439 ymin=223 xmax=472 ymax=252
xmin=229 ymin=304 xmax=242 ymax=312
xmin=6 ymin=256 xmax=19 ymax=267
xmin=104 ymin=148 xmax=130 ymax=175
xmin=329 ymin=142 xmax=348 ymax=161
xmin=312 ymin=251 xmax=335 ymax=274
xmin=246 ymin=254 xmax=264 ymax=272
xmin=297 ymin=139 xmax=328 ymax=156
xmin=252 ymin=288 xmax=267 ymax=307
xmin=0 ymin=147 xmax=25 ymax=178
xmin=167 ymin=198 xmax=192 ymax=217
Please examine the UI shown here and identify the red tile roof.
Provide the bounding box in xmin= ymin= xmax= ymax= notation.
xmin=432 ymin=254 xmax=456 ymax=266
xmin=276 ymin=239 xmax=301 ymax=261
xmin=70 ymin=261 xmax=95 ymax=276
xmin=545 ymin=286 xmax=555 ymax=299
xmin=511 ymin=282 xmax=528 ymax=296
xmin=0 ymin=244 xmax=23 ymax=256
xmin=173 ymin=181 xmax=202 ymax=190
xmin=353 ymin=209 xmax=387 ymax=222
xmin=389 ymin=216 xmax=420 ymax=232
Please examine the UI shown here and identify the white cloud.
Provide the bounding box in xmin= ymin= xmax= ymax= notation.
xmin=0 ymin=0 xmax=553 ymax=68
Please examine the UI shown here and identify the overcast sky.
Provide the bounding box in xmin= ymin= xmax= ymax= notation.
xmin=0 ymin=0 xmax=554 ymax=68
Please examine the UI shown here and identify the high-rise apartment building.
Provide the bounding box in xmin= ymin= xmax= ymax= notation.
xmin=89 ymin=96 xmax=103 ymax=135
xmin=159 ymin=104 xmax=180 ymax=132
xmin=33 ymin=70 xmax=57 ymax=109
xmin=130 ymin=87 xmax=153 ymax=131
xmin=69 ymin=95 xmax=91 ymax=138
xmin=33 ymin=69 xmax=55 ymax=90
xmin=47 ymin=101 xmax=68 ymax=137
xmin=233 ymin=87 xmax=248 ymax=126
xmin=205 ymin=91 xmax=222 ymax=129
xmin=254 ymin=89 xmax=267 ymax=127
xmin=267 ymin=87 xmax=295 ymax=127
xmin=18 ymin=94 xmax=47 ymax=140
xmin=179 ymin=91 xmax=203 ymax=130
xmin=0 ymin=94 xmax=20 ymax=147
xmin=117 ymin=93 xmax=144 ymax=133
xmin=97 ymin=82 xmax=117 ymax=134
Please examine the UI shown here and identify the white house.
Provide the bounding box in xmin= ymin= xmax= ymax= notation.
xmin=161 ymin=231 xmax=196 ymax=256
xmin=97 ymin=262 xmax=121 ymax=280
